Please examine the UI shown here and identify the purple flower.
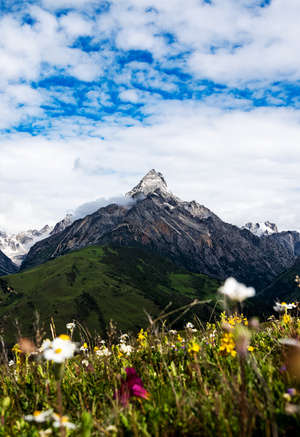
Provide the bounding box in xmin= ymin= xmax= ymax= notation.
xmin=287 ymin=388 xmax=297 ymax=396
xmin=114 ymin=367 xmax=149 ymax=407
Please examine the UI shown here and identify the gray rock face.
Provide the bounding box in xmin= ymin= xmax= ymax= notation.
xmin=21 ymin=170 xmax=296 ymax=291
xmin=50 ymin=214 xmax=73 ymax=235
xmin=270 ymin=231 xmax=300 ymax=257
xmin=242 ymin=221 xmax=300 ymax=257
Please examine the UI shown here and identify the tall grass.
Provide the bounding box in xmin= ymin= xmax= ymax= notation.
xmin=1 ymin=305 xmax=300 ymax=436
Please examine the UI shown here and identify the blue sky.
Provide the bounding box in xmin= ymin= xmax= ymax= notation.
xmin=1 ymin=0 xmax=300 ymax=233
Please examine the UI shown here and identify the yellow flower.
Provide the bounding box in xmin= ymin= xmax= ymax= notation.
xmin=188 ymin=342 xmax=200 ymax=354
xmin=137 ymin=329 xmax=146 ymax=341
xmin=219 ymin=332 xmax=236 ymax=357
xmin=11 ymin=344 xmax=21 ymax=353
xmin=282 ymin=314 xmax=291 ymax=324
xmin=177 ymin=334 xmax=184 ymax=343
xmin=247 ymin=346 xmax=254 ymax=352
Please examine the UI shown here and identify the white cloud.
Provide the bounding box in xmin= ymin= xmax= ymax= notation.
xmin=59 ymin=12 xmax=93 ymax=40
xmin=1 ymin=0 xmax=300 ymax=237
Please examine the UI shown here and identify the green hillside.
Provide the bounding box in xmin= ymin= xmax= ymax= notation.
xmin=0 ymin=245 xmax=223 ymax=346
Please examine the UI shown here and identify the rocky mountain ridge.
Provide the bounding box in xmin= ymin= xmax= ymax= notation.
xmin=20 ymin=170 xmax=297 ymax=291
xmin=242 ymin=221 xmax=278 ymax=237
xmin=0 ymin=214 xmax=73 ymax=266
xmin=243 ymin=221 xmax=300 ymax=257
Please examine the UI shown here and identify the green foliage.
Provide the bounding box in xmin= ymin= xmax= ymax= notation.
xmin=0 ymin=245 xmax=222 ymax=347
xmin=1 ymin=313 xmax=300 ymax=436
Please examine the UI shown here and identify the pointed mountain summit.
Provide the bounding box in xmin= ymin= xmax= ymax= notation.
xmin=21 ymin=170 xmax=296 ymax=290
xmin=126 ymin=169 xmax=176 ymax=199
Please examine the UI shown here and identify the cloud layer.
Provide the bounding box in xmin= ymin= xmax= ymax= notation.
xmin=1 ymin=0 xmax=300 ymax=233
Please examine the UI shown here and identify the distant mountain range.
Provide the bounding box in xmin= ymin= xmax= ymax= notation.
xmin=0 ymin=214 xmax=73 ymax=267
xmin=5 ymin=169 xmax=296 ymax=292
xmin=0 ymin=170 xmax=298 ymax=344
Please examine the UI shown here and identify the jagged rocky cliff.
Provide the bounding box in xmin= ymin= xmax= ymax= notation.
xmin=20 ymin=170 xmax=296 ymax=291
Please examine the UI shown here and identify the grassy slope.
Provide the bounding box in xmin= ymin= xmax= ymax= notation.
xmin=0 ymin=245 xmax=222 ymax=346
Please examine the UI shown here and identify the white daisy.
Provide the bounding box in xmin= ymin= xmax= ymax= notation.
xmin=43 ymin=335 xmax=76 ymax=363
xmin=219 ymin=277 xmax=255 ymax=302
xmin=24 ymin=409 xmax=53 ymax=423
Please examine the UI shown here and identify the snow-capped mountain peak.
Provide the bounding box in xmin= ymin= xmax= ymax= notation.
xmin=0 ymin=214 xmax=73 ymax=266
xmin=242 ymin=221 xmax=278 ymax=237
xmin=0 ymin=226 xmax=54 ymax=266
xmin=126 ymin=169 xmax=178 ymax=200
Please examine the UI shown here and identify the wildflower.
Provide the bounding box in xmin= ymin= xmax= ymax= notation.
xmin=24 ymin=409 xmax=53 ymax=423
xmin=8 ymin=360 xmax=14 ymax=366
xmin=188 ymin=342 xmax=201 ymax=354
xmin=283 ymin=393 xmax=292 ymax=402
xmin=169 ymin=329 xmax=177 ymax=335
xmin=43 ymin=335 xmax=76 ymax=363
xmin=287 ymin=388 xmax=297 ymax=396
xmin=247 ymin=346 xmax=254 ymax=352
xmin=66 ymin=322 xmax=76 ymax=330
xmin=95 ymin=348 xmax=111 ymax=357
xmin=11 ymin=344 xmax=22 ymax=354
xmin=274 ymin=302 xmax=296 ymax=312
xmin=119 ymin=344 xmax=134 ymax=356
xmin=219 ymin=277 xmax=255 ymax=302
xmin=81 ymin=360 xmax=94 ymax=372
xmin=80 ymin=342 xmax=88 ymax=352
xmin=219 ymin=332 xmax=237 ymax=357
xmin=282 ymin=314 xmax=291 ymax=324
xmin=119 ymin=334 xmax=129 ymax=343
xmin=39 ymin=339 xmax=52 ymax=352
xmin=185 ymin=322 xmax=194 ymax=329
xmin=137 ymin=329 xmax=146 ymax=341
xmin=114 ymin=367 xmax=149 ymax=407
xmin=52 ymin=413 xmax=77 ymax=429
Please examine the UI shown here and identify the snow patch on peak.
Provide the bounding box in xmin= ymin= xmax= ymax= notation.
xmin=0 ymin=226 xmax=54 ymax=265
xmin=126 ymin=169 xmax=178 ymax=200
xmin=0 ymin=214 xmax=74 ymax=266
xmin=242 ymin=221 xmax=278 ymax=237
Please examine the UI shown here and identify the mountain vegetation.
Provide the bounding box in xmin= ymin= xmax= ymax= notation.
xmin=0 ymin=245 xmax=224 ymax=347
xmin=1 ymin=303 xmax=300 ymax=436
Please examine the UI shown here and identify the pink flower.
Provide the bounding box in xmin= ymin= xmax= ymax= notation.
xmin=114 ymin=367 xmax=149 ymax=407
